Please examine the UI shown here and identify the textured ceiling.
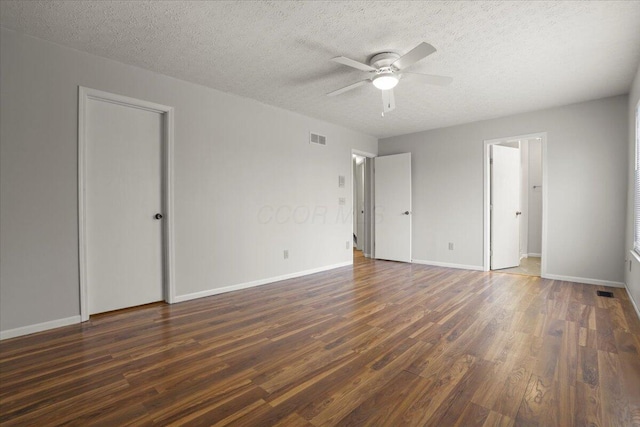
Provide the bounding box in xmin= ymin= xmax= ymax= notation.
xmin=1 ymin=1 xmax=640 ymax=138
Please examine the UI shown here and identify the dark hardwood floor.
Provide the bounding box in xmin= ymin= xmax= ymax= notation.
xmin=1 ymin=252 xmax=640 ymax=426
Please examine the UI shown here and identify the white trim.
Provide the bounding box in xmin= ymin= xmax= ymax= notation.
xmin=412 ymin=259 xmax=484 ymax=271
xmin=78 ymin=87 xmax=176 ymax=321
xmin=352 ymin=149 xmax=377 ymax=158
xmin=174 ymin=261 xmax=353 ymax=303
xmin=627 ymin=250 xmax=640 ymax=320
xmin=543 ymin=273 xmax=624 ymax=288
xmin=520 ymin=253 xmax=542 ymax=259
xmin=634 ymin=101 xmax=640 ymax=254
xmin=78 ymin=87 xmax=88 ymax=321
xmin=626 ymin=285 xmax=640 ymax=321
xmin=0 ymin=316 xmax=81 ymax=340
xmin=483 ymin=132 xmax=548 ymax=273
xmin=541 ymin=136 xmax=549 ymax=278
xmin=163 ymin=105 xmax=176 ymax=303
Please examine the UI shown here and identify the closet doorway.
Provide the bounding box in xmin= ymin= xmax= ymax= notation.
xmin=483 ymin=133 xmax=547 ymax=277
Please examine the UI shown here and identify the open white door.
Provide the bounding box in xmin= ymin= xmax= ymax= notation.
xmin=375 ymin=153 xmax=411 ymax=262
xmin=491 ymin=145 xmax=521 ymax=270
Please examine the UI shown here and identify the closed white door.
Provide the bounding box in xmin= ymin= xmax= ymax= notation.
xmin=491 ymin=145 xmax=521 ymax=270
xmin=375 ymin=153 xmax=412 ymax=262
xmin=85 ymin=97 xmax=164 ymax=314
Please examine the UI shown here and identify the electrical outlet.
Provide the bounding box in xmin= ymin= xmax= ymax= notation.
xmin=448 ymin=242 xmax=454 ymax=250
xmin=346 ymin=241 xmax=350 ymax=249
xmin=283 ymin=250 xmax=289 ymax=259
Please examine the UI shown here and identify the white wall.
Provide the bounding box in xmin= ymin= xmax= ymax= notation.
xmin=625 ymin=64 xmax=640 ymax=316
xmin=0 ymin=28 xmax=377 ymax=334
xmin=380 ymin=95 xmax=628 ymax=286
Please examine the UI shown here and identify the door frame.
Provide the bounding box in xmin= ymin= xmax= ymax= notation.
xmin=78 ymin=87 xmax=176 ymax=321
xmin=483 ymin=132 xmax=548 ymax=276
xmin=352 ymin=149 xmax=376 ymax=259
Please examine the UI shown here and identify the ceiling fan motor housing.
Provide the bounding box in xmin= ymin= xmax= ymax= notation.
xmin=369 ymin=52 xmax=401 ymax=69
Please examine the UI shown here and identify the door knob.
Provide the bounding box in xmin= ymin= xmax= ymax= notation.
xmin=402 ymin=211 xmax=410 ymax=215
xmin=154 ymin=213 xmax=163 ymax=220
xmin=515 ymin=211 xmax=522 ymax=216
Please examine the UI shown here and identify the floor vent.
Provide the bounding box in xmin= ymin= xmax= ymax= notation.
xmin=596 ymin=290 xmax=614 ymax=298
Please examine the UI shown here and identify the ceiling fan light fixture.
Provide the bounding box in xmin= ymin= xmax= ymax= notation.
xmin=372 ymin=73 xmax=399 ymax=90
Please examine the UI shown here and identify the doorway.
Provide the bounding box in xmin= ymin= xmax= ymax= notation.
xmin=352 ymin=150 xmax=375 ymax=260
xmin=353 ymin=154 xmax=365 ymax=258
xmin=78 ymin=87 xmax=175 ymax=321
xmin=484 ymin=133 xmax=547 ymax=277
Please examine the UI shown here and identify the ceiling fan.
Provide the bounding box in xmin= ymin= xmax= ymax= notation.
xmin=327 ymin=42 xmax=452 ymax=115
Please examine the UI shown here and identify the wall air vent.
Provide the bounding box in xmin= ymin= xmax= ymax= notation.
xmin=310 ymin=132 xmax=327 ymax=146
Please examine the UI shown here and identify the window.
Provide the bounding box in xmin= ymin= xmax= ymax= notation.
xmin=635 ymin=102 xmax=640 ymax=254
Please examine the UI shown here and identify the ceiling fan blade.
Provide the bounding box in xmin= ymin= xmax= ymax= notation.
xmin=391 ymin=42 xmax=437 ymax=70
xmin=326 ymin=79 xmax=370 ymax=96
xmin=403 ymin=73 xmax=453 ymax=86
xmin=382 ymin=89 xmax=396 ymax=113
xmin=331 ymin=56 xmax=376 ymax=72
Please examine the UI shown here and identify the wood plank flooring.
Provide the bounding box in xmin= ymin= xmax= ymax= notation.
xmin=1 ymin=252 xmax=640 ymax=426
xmin=494 ymin=256 xmax=541 ymax=277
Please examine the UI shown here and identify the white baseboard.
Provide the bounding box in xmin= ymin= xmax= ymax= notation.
xmin=520 ymin=253 xmax=541 ymax=259
xmin=626 ymin=285 xmax=640 ymax=321
xmin=412 ymin=259 xmax=484 ymax=271
xmin=543 ymin=273 xmax=625 ymax=288
xmin=0 ymin=262 xmax=355 ymax=339
xmin=175 ymin=261 xmax=353 ymax=303
xmin=0 ymin=315 xmax=81 ymax=340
